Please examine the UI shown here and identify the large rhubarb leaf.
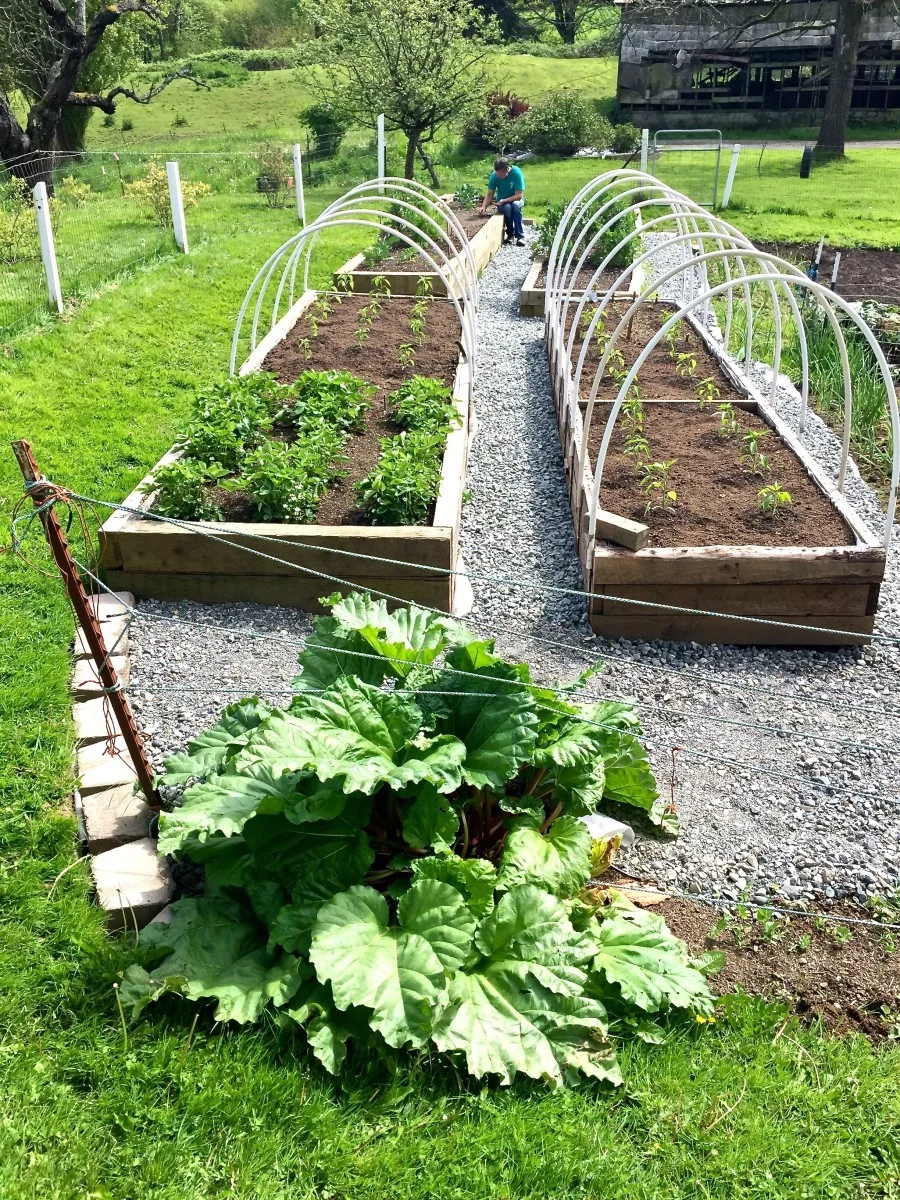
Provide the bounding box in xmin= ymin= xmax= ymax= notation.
xmin=177 ymin=833 xmax=253 ymax=886
xmin=597 ymin=730 xmax=659 ymax=815
xmin=268 ymin=866 xmax=366 ymax=955
xmin=160 ymin=698 xmax=273 ymax=785
xmin=497 ymin=814 xmax=592 ymax=898
xmin=242 ymin=805 xmax=374 ymax=892
xmin=410 ymin=853 xmax=498 ymax=917
xmin=431 ymin=886 xmax=602 ymax=1085
xmin=594 ymin=911 xmax=715 ymax=1014
xmin=157 ymin=764 xmax=307 ymax=855
xmin=294 ymin=593 xmax=454 ymax=690
xmin=286 ymin=978 xmax=370 ymax=1074
xmin=121 ymin=896 xmax=302 ymax=1023
xmin=310 ymin=881 xmax=475 ymax=1048
xmin=244 ymin=679 xmax=465 ymax=796
xmin=402 ymin=784 xmax=459 ymax=850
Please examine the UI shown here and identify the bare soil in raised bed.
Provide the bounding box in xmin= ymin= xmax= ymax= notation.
xmin=586 ymin=400 xmax=852 ymax=548
xmin=537 ymin=262 xmax=635 ymax=294
xmin=756 ymin=241 xmax=900 ymax=305
xmin=366 ymin=206 xmax=495 ymax=273
xmin=660 ymin=896 xmax=900 ymax=1041
xmin=566 ymin=301 xmax=748 ymax=404
xmin=226 ymin=295 xmax=463 ymax=525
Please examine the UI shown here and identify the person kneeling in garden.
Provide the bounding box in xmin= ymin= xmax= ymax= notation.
xmin=480 ymin=156 xmax=525 ymax=245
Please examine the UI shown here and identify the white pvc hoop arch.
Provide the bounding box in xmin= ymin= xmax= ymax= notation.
xmin=585 ymin=272 xmax=899 ymax=552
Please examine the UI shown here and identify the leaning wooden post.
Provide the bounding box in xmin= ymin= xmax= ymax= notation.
xmin=720 ymin=143 xmax=741 ymax=209
xmin=165 ymin=161 xmax=189 ymax=253
xmin=292 ymin=143 xmax=306 ymax=225
xmin=33 ymin=182 xmax=63 ymax=314
xmin=10 ymin=439 xmax=160 ymax=808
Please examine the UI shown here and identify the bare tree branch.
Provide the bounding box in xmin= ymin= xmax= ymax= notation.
xmin=67 ymin=65 xmax=210 ymax=112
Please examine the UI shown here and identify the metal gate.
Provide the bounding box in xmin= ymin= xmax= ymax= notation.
xmin=650 ymin=129 xmax=723 ymax=208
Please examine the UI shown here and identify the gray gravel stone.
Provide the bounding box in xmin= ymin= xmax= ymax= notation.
xmin=128 ymin=232 xmax=900 ymax=905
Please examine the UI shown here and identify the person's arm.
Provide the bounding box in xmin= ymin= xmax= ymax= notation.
xmin=479 ymin=187 xmax=495 ymax=214
xmin=507 ymin=169 xmax=524 ymax=204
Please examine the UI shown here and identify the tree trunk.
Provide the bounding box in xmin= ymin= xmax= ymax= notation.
xmin=552 ymin=0 xmax=577 ymax=44
xmin=404 ymin=130 xmax=421 ymax=179
xmin=815 ymin=0 xmax=865 ymax=156
xmin=417 ymin=146 xmax=441 ymax=189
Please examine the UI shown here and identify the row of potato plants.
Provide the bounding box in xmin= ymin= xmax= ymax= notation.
xmin=123 ymin=593 xmax=718 ymax=1087
xmin=144 ymin=367 xmax=458 ymax=526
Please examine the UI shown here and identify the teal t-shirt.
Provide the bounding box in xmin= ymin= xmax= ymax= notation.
xmin=488 ymin=165 xmax=525 ymax=201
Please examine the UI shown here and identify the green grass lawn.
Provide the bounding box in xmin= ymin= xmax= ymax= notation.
xmin=1 ymin=183 xmax=900 ymax=1197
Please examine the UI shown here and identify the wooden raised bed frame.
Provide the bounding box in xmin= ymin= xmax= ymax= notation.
xmin=99 ymin=290 xmax=471 ymax=614
xmin=549 ymin=309 xmax=886 ymax=646
xmin=520 ymin=256 xmax=645 ymax=318
xmin=333 ymin=211 xmax=505 ymax=298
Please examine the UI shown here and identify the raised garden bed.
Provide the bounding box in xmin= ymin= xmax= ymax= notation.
xmin=333 ymin=204 xmax=504 ymax=298
xmin=548 ymin=299 xmax=886 ymax=645
xmin=520 ymin=259 xmax=644 ymax=318
xmin=99 ymin=290 xmax=472 ymax=613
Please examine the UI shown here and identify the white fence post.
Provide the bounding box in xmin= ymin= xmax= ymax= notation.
xmin=377 ymin=113 xmax=386 ymax=193
xmin=640 ymin=128 xmax=650 ymax=175
xmin=33 ymin=182 xmax=63 ymax=314
xmin=721 ymin=143 xmax=741 ymax=208
xmin=165 ymin=161 xmax=188 ymax=253
xmin=292 ymin=143 xmax=306 ymax=225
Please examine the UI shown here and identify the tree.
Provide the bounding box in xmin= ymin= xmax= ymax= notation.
xmin=815 ymin=0 xmax=869 ymax=154
xmin=517 ymin=0 xmax=617 ymax=44
xmin=0 ymin=0 xmax=207 ymax=183
xmin=311 ymin=0 xmax=491 ymax=182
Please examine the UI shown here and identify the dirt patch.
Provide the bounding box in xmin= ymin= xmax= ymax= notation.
xmin=586 ymin=400 xmax=852 ymax=549
xmin=537 ymin=262 xmax=635 ymax=294
xmin=365 ymin=205 xmax=495 ymax=273
xmin=249 ymin=295 xmax=461 ymax=524
xmin=756 ymin=241 xmax=900 ymax=305
xmin=661 ymin=897 xmax=900 ymax=1040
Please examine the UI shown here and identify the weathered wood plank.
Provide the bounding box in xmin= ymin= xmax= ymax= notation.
xmin=588 ymin=610 xmax=875 ymax=647
xmin=598 ymin=581 xmax=874 ymax=617
xmin=592 ymin=544 xmax=886 ymax=586
xmin=594 ymin=510 xmax=649 ymax=551
xmin=103 ymin=570 xmax=452 ymax=612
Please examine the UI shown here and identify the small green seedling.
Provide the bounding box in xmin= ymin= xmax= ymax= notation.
xmin=622 ymin=387 xmax=643 ymax=434
xmin=717 ymin=402 xmax=739 ymax=439
xmin=675 ymin=351 xmax=697 ymax=379
xmin=757 ymin=482 xmax=792 ymax=516
xmin=664 ymin=319 xmax=683 ymax=357
xmin=696 ymin=376 xmax=720 ymax=410
xmin=371 ymin=273 xmax=392 ymax=298
xmin=398 ymin=343 xmax=416 ymax=371
xmin=791 ymin=933 xmax=812 ymax=954
xmin=298 ymin=336 xmax=312 ymax=361
xmin=756 ymin=908 xmax=787 ymax=944
xmin=623 ymin=433 xmax=651 ymax=466
xmin=415 ymin=276 xmax=433 ymax=299
xmin=335 ymin=271 xmax=355 ymax=294
xmin=638 ymin=459 xmax=677 ymax=517
xmin=739 ymin=428 xmax=771 ymax=476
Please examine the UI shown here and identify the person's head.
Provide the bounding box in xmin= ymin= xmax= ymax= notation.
xmin=493 ymin=157 xmax=511 ymax=179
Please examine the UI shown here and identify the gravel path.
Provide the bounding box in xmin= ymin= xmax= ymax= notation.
xmin=129 ymin=235 xmax=900 ymax=909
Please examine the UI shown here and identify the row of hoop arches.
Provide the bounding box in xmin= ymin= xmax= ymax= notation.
xmin=230 ymin=179 xmax=480 ymax=411
xmin=543 ymin=168 xmax=899 ymax=554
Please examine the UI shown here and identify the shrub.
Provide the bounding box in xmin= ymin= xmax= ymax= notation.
xmin=356 ymin=429 xmax=446 ymax=524
xmin=125 ymin=161 xmax=212 ymax=227
xmin=278 ymin=369 xmax=375 ymax=434
xmin=463 ymin=90 xmax=531 ymax=152
xmin=390 ymin=375 xmax=459 ymax=435
xmin=56 ymin=175 xmax=93 ymax=208
xmin=0 ymin=175 xmax=39 ymax=264
xmin=610 ymin=123 xmax=642 ymax=155
xmin=299 ymin=102 xmax=351 ymax=159
xmin=123 ymin=592 xmax=714 ymax=1087
xmin=253 ymin=143 xmax=290 ymax=208
xmin=534 ymin=194 xmax=637 ymax=270
xmin=121 ymin=117 xmax=134 ymax=132
xmin=520 ymin=91 xmax=612 ymax=156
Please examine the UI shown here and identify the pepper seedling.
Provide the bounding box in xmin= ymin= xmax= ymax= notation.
xmin=638 ymin=459 xmax=678 ymax=517
xmin=757 ymin=482 xmax=792 ymax=516
xmin=696 ymin=376 xmax=720 ymax=410
xmin=717 ymin=402 xmax=739 ymax=439
xmin=739 ymin=428 xmax=771 ymax=476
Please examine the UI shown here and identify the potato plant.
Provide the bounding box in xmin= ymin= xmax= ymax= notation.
xmin=123 ymin=593 xmax=714 ymax=1086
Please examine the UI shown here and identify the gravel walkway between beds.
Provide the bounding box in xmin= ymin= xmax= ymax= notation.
xmin=129 ymin=233 xmax=900 ymax=908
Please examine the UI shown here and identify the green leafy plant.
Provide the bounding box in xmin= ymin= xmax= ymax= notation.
xmin=299 ymin=102 xmax=351 ymax=157
xmin=739 ymin=429 xmax=771 ymax=476
xmin=298 ymin=337 xmax=313 ymax=361
xmin=664 ymin=321 xmax=683 ymax=358
xmin=675 ymin=352 xmax=697 ymax=379
xmin=240 ymin=435 xmax=346 ymax=523
xmin=335 ymin=271 xmax=355 ymax=294
xmin=356 ymin=429 xmax=446 ymax=524
xmin=717 ymin=402 xmax=740 ymax=439
xmin=453 ymin=183 xmax=481 ymax=209
xmin=276 ymin=370 xmax=375 ymax=435
xmin=398 ymin=343 xmax=416 ymax=372
xmin=622 ymin=388 xmax=643 ymax=435
xmin=696 ymin=377 xmax=720 ymax=410
xmin=623 ymin=433 xmax=651 ymax=468
xmin=638 ymin=460 xmax=677 ymax=518
xmin=390 ymin=375 xmax=459 ymax=435
xmin=757 ymin=482 xmax=792 ymax=517
xmin=144 ymin=459 xmax=228 ymax=521
xmin=175 ymin=374 xmax=275 ymax=471
xmin=123 ymin=593 xmax=713 ymax=1086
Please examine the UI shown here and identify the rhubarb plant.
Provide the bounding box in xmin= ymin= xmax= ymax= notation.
xmin=124 ymin=595 xmax=712 ymax=1085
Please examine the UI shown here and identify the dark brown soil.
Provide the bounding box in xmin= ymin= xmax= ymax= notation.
xmin=248 ymin=295 xmax=460 ymax=524
xmin=537 ymin=262 xmax=634 ymax=294
xmin=367 ymin=205 xmax=495 ymax=273
xmin=567 ymin=300 xmax=746 ymax=404
xmin=661 ymin=897 xmax=900 ymax=1041
xmin=756 ymin=241 xmax=900 ymax=304
xmin=586 ymin=400 xmax=852 ymax=548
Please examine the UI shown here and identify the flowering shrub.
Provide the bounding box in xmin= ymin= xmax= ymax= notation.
xmin=125 ymin=161 xmax=211 ymax=228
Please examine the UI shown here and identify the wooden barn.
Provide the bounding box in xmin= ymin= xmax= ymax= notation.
xmin=616 ymin=0 xmax=900 ymax=127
